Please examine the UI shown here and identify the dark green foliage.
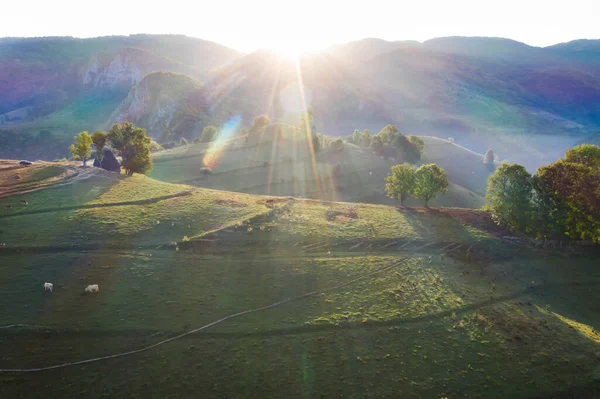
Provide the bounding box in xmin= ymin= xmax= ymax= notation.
xmin=485 ymin=163 xmax=533 ymax=233
xmin=91 ymin=130 xmax=108 ymax=160
xmin=385 ymin=164 xmax=416 ymax=205
xmin=409 ymin=136 xmax=424 ymax=153
xmin=565 ymin=144 xmax=600 ymax=168
xmin=200 ymin=125 xmax=218 ymax=142
xmin=376 ymin=125 xmax=399 ymax=145
xmin=330 ymin=138 xmax=345 ymax=151
xmin=370 ymin=135 xmax=384 ymax=156
xmin=413 ymin=163 xmax=449 ymax=206
xmin=535 ymin=158 xmax=600 ymax=242
xmin=393 ymin=134 xmax=422 ymax=164
xmin=369 ymin=125 xmax=423 ymax=164
xmin=108 ymin=122 xmax=153 ymax=176
xmin=486 ymin=144 xmax=600 ymax=242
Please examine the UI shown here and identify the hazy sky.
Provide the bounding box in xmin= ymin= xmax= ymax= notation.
xmin=4 ymin=0 xmax=599 ymax=54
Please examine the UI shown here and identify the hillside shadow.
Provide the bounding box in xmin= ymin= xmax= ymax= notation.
xmin=0 ymin=191 xmax=192 ymax=219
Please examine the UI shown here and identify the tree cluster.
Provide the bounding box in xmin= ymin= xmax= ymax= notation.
xmin=348 ymin=125 xmax=424 ymax=164
xmin=68 ymin=122 xmax=153 ymax=176
xmin=485 ymin=144 xmax=600 ymax=242
xmin=386 ymin=163 xmax=449 ymax=206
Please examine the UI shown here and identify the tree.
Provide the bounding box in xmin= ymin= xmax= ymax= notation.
xmin=393 ymin=134 xmax=421 ymax=164
xmin=485 ymin=163 xmax=533 ymax=233
xmin=91 ymin=130 xmax=108 ymax=161
xmin=348 ymin=129 xmax=372 ymax=149
xmin=385 ymin=164 xmax=416 ymax=205
xmin=409 ymin=136 xmax=424 ymax=154
xmin=413 ymin=164 xmax=449 ymax=206
xmin=299 ymin=108 xmax=320 ymax=154
xmin=330 ymin=138 xmax=345 ymax=151
xmin=370 ymin=135 xmax=384 ymax=156
xmin=69 ymin=131 xmax=92 ymax=166
xmin=535 ymin=159 xmax=600 ymax=242
xmin=484 ymin=149 xmax=495 ymax=171
xmin=108 ymin=122 xmax=153 ymax=176
xmin=252 ymin=114 xmax=270 ymax=131
xmin=200 ymin=125 xmax=218 ymax=142
xmin=565 ymin=144 xmax=600 ymax=168
xmin=376 ymin=125 xmax=399 ymax=145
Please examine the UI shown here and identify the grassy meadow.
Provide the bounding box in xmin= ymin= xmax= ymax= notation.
xmin=1 ymin=162 xmax=600 ymax=397
xmin=149 ymin=129 xmax=488 ymax=209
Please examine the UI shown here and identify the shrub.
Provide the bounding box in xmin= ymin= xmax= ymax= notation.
xmin=330 ymin=138 xmax=345 ymax=151
xmin=201 ymin=125 xmax=218 ymax=142
xmin=200 ymin=167 xmax=213 ymax=175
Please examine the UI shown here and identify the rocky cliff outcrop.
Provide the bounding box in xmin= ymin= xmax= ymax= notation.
xmin=108 ymin=72 xmax=210 ymax=140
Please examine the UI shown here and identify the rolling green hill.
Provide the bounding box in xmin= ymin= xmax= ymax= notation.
xmin=1 ymin=161 xmax=600 ymax=398
xmin=149 ymin=125 xmax=489 ymax=208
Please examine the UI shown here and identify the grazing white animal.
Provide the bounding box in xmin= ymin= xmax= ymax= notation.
xmin=327 ymin=251 xmax=331 ymax=255
xmin=85 ymin=284 xmax=99 ymax=293
xmin=44 ymin=282 xmax=53 ymax=292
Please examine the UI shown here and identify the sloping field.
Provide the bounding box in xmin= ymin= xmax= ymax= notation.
xmin=149 ymin=129 xmax=487 ymax=208
xmin=1 ymin=165 xmax=599 ymax=398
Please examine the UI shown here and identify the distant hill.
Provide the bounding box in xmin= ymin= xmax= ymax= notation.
xmin=1 ymin=35 xmax=600 ymax=168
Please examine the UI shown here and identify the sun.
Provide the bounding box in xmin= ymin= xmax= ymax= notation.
xmin=268 ymin=40 xmax=318 ymax=59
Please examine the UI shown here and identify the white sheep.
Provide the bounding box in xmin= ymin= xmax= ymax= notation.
xmin=85 ymin=284 xmax=99 ymax=293
xmin=44 ymin=282 xmax=53 ymax=292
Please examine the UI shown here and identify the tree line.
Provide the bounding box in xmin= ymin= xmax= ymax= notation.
xmin=69 ymin=122 xmax=153 ymax=176
xmin=347 ymin=125 xmax=424 ymax=164
xmin=486 ymin=144 xmax=600 ymax=243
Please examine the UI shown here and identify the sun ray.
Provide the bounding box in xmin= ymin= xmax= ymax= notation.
xmin=294 ymin=57 xmax=323 ymax=199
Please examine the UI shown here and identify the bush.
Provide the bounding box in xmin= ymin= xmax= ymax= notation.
xmin=330 ymin=138 xmax=345 ymax=151
xmin=200 ymin=167 xmax=213 ymax=175
xmin=201 ymin=125 xmax=218 ymax=142
xmin=251 ymin=115 xmax=270 ymax=131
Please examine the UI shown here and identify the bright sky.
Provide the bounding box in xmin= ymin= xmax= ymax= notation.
xmin=4 ymin=0 xmax=599 ymax=54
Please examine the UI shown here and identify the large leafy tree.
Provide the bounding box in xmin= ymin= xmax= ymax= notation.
xmin=413 ymin=163 xmax=449 ymax=206
xmin=69 ymin=131 xmax=92 ymax=166
xmin=385 ymin=164 xmax=416 ymax=205
xmin=565 ymin=144 xmax=600 ymax=168
xmin=376 ymin=124 xmax=399 ymax=145
xmin=108 ymin=122 xmax=153 ymax=176
xmin=485 ymin=163 xmax=533 ymax=233
xmin=91 ymin=130 xmax=108 ymax=161
xmin=535 ymin=159 xmax=600 ymax=242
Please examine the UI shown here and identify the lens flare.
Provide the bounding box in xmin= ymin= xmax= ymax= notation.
xmin=203 ymin=115 xmax=242 ymax=168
